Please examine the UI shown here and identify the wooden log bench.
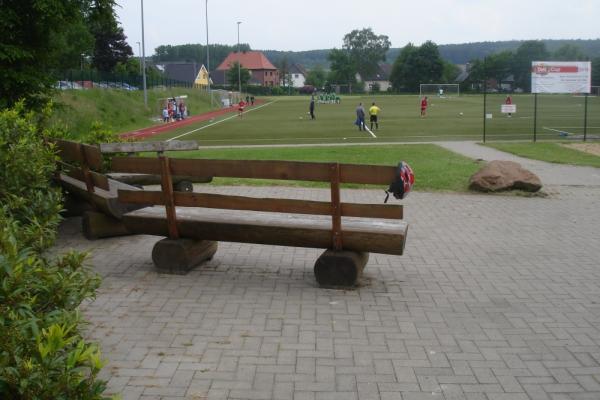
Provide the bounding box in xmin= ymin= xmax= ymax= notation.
xmin=53 ymin=139 xmax=144 ymax=239
xmin=112 ymin=155 xmax=409 ymax=287
xmin=100 ymin=140 xmax=212 ymax=192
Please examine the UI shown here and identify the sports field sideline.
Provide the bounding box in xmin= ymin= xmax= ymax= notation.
xmin=147 ymin=94 xmax=599 ymax=146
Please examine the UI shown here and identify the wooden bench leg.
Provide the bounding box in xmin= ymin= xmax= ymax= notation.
xmin=314 ymin=250 xmax=369 ymax=288
xmin=151 ymin=238 xmax=218 ymax=274
xmin=61 ymin=193 xmax=94 ymax=218
xmin=82 ymin=211 xmax=131 ymax=240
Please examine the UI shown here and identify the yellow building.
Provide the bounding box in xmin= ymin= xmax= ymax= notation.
xmin=194 ymin=65 xmax=211 ymax=88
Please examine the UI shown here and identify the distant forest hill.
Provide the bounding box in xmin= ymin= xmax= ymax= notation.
xmin=262 ymin=39 xmax=600 ymax=68
xmin=153 ymin=39 xmax=600 ymax=71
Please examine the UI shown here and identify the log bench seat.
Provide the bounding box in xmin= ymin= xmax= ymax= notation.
xmin=111 ymin=156 xmax=410 ymax=287
xmin=123 ymin=206 xmax=408 ymax=256
xmin=52 ymin=138 xmax=410 ymax=287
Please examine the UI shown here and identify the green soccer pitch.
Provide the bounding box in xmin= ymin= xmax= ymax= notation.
xmin=148 ymin=94 xmax=599 ymax=146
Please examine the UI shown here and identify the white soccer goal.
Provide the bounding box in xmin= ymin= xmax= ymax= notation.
xmin=419 ymin=83 xmax=460 ymax=97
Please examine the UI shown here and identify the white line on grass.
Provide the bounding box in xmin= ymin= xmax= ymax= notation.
xmin=363 ymin=124 xmax=377 ymax=138
xmin=166 ymin=101 xmax=276 ymax=141
xmin=543 ymin=127 xmax=574 ymax=135
xmin=545 ymin=126 xmax=600 ymax=129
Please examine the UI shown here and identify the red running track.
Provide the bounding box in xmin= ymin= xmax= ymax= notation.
xmin=120 ymin=100 xmax=264 ymax=140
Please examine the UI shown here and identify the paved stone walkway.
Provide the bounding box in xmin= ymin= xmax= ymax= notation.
xmin=53 ymin=184 xmax=600 ymax=400
xmin=437 ymin=141 xmax=600 ymax=187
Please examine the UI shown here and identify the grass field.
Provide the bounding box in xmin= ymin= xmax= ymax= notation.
xmin=484 ymin=142 xmax=600 ymax=168
xmin=147 ymin=94 xmax=600 ymax=145
xmin=165 ymin=144 xmax=482 ymax=192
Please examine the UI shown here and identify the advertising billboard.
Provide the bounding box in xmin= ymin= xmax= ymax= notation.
xmin=531 ymin=61 xmax=591 ymax=94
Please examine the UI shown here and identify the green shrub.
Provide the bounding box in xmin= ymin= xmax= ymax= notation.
xmin=0 ymin=104 xmax=110 ymax=399
xmin=0 ymin=215 xmax=107 ymax=399
xmin=0 ymin=103 xmax=62 ymax=251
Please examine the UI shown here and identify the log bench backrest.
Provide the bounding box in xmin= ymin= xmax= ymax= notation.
xmin=112 ymin=156 xmax=404 ymax=250
xmin=99 ymin=140 xmax=198 ymax=155
xmin=53 ymin=139 xmax=108 ymax=192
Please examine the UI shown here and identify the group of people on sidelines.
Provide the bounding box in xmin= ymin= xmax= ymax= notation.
xmin=162 ymin=98 xmax=187 ymax=123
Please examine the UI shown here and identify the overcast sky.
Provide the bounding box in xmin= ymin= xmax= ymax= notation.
xmin=117 ymin=0 xmax=600 ymax=56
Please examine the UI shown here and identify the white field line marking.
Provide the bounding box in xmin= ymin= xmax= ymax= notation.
xmin=363 ymin=124 xmax=377 ymax=138
xmin=545 ymin=126 xmax=600 ymax=129
xmin=196 ymin=134 xmax=483 ymax=143
xmin=166 ymin=101 xmax=276 ymax=141
xmin=543 ymin=127 xmax=574 ymax=135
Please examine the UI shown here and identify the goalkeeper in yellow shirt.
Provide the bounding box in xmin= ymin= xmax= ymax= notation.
xmin=369 ymin=102 xmax=381 ymax=131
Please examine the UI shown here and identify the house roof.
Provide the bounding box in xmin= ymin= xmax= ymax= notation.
xmin=455 ymin=64 xmax=469 ymax=83
xmin=289 ymin=63 xmax=307 ymax=76
xmin=361 ymin=64 xmax=392 ymax=82
xmin=162 ymin=63 xmax=200 ymax=84
xmin=216 ymin=51 xmax=277 ymax=71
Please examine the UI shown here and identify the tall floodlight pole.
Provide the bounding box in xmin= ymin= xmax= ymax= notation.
xmin=205 ymin=0 xmax=211 ymax=106
xmin=237 ymin=21 xmax=242 ymax=95
xmin=136 ymin=42 xmax=142 ymax=75
xmin=141 ymin=0 xmax=148 ymax=107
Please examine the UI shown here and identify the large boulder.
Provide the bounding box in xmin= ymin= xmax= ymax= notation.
xmin=469 ymin=160 xmax=542 ymax=192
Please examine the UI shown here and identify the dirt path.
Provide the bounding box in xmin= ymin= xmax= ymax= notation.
xmin=564 ymin=143 xmax=600 ymax=156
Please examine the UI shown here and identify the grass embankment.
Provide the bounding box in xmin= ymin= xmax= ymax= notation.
xmin=167 ymin=144 xmax=481 ymax=192
xmin=484 ymin=142 xmax=600 ymax=168
xmin=51 ymin=87 xmax=211 ymax=139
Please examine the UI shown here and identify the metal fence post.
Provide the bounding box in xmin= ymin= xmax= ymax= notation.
xmin=482 ymin=81 xmax=487 ymax=143
xmin=583 ymin=93 xmax=588 ymax=142
xmin=533 ymin=93 xmax=538 ymax=143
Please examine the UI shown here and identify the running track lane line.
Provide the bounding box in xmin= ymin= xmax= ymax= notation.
xmin=166 ymin=101 xmax=277 ymax=142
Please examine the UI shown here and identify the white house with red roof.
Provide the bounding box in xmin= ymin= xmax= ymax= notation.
xmin=213 ymin=51 xmax=279 ymax=87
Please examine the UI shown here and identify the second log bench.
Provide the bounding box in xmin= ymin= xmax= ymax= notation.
xmin=112 ymin=155 xmax=409 ymax=287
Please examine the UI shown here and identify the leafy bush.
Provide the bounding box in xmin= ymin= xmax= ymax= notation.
xmin=0 ymin=104 xmax=110 ymax=399
xmin=0 ymin=103 xmax=62 ymax=251
xmin=0 ymin=215 xmax=107 ymax=399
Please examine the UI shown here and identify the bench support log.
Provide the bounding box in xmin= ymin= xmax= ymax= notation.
xmin=151 ymin=238 xmax=218 ymax=274
xmin=61 ymin=193 xmax=95 ymax=218
xmin=314 ymin=250 xmax=369 ymax=287
xmin=82 ymin=211 xmax=131 ymax=240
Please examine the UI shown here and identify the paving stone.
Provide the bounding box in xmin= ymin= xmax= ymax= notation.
xmin=52 ymin=185 xmax=600 ymax=400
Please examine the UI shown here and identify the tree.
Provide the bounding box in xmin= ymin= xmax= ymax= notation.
xmin=277 ymin=56 xmax=290 ymax=87
xmin=512 ymin=40 xmax=549 ymax=92
xmin=343 ymin=28 xmax=391 ymax=80
xmin=0 ymin=0 xmax=95 ymax=108
xmin=390 ymin=43 xmax=416 ymax=91
xmin=389 ymin=41 xmax=443 ymax=92
xmin=327 ymin=49 xmax=356 ymax=86
xmin=88 ymin=0 xmax=133 ymax=71
xmin=553 ymin=44 xmax=587 ymax=61
xmin=226 ymin=62 xmax=251 ymax=89
xmin=305 ymin=65 xmax=327 ymax=88
xmin=441 ymin=61 xmax=460 ymax=83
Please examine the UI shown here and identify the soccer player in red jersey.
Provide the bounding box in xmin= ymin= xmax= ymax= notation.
xmin=238 ymin=100 xmax=246 ymax=118
xmin=505 ymin=95 xmax=512 ymax=117
xmin=420 ymin=96 xmax=428 ymax=118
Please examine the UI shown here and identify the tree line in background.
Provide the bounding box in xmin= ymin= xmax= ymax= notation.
xmin=153 ymin=43 xmax=251 ymax=68
xmin=262 ymin=39 xmax=600 ymax=69
xmin=466 ymin=41 xmax=600 ymax=92
xmin=308 ymin=35 xmax=600 ymax=93
xmin=129 ymin=33 xmax=600 ymax=94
